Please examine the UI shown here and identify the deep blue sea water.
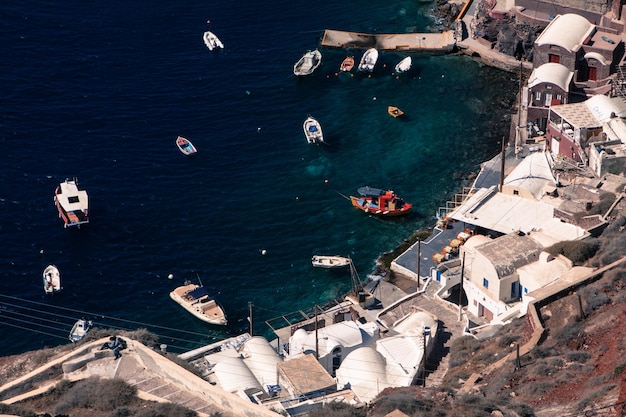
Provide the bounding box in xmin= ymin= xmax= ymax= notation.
xmin=0 ymin=0 xmax=516 ymax=356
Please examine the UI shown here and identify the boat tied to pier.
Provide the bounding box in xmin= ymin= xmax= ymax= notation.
xmin=303 ymin=116 xmax=325 ymax=144
xmin=394 ymin=56 xmax=411 ymax=73
xmin=340 ymin=56 xmax=355 ymax=72
xmin=350 ymin=186 xmax=412 ymax=216
xmin=54 ymin=178 xmax=89 ymax=228
xmin=293 ymin=49 xmax=322 ymax=76
xmin=170 ymin=280 xmax=227 ymax=325
xmin=43 ymin=265 xmax=61 ymax=294
xmin=311 ymin=255 xmax=351 ymax=269
xmin=358 ymin=48 xmax=378 ymax=72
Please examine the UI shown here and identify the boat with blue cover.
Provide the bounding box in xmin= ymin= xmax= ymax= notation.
xmin=303 ymin=116 xmax=325 ymax=144
xmin=176 ymin=136 xmax=197 ymax=155
xmin=170 ymin=281 xmax=227 ymax=325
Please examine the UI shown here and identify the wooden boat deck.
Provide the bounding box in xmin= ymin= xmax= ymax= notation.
xmin=321 ymin=29 xmax=456 ymax=52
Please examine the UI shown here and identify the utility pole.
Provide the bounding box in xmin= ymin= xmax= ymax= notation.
xmin=422 ymin=331 xmax=427 ymax=387
xmin=314 ymin=305 xmax=319 ymax=359
xmin=458 ymin=252 xmax=465 ymax=321
xmin=416 ymin=238 xmax=421 ymax=284
xmin=499 ymin=136 xmax=506 ymax=192
xmin=577 ymin=293 xmax=586 ymax=320
xmin=516 ymin=57 xmax=524 ymax=155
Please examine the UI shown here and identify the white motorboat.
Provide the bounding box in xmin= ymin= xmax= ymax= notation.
xmin=394 ymin=56 xmax=412 ymax=73
xmin=293 ymin=49 xmax=322 ymax=76
xmin=303 ymin=116 xmax=324 ymax=144
xmin=54 ymin=178 xmax=89 ymax=228
xmin=358 ymin=48 xmax=378 ymax=72
xmin=170 ymin=281 xmax=227 ymax=325
xmin=203 ymin=31 xmax=224 ymax=51
xmin=69 ymin=319 xmax=93 ymax=343
xmin=311 ymin=255 xmax=351 ymax=269
xmin=43 ymin=265 xmax=61 ymax=294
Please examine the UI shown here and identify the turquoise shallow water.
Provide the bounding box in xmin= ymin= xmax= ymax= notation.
xmin=0 ymin=0 xmax=517 ymax=355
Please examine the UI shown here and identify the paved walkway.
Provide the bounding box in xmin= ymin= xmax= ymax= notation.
xmin=370 ymin=278 xmax=466 ymax=387
xmin=321 ymin=29 xmax=456 ymax=52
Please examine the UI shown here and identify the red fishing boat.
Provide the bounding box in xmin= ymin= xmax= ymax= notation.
xmin=350 ymin=187 xmax=412 ymax=217
xmin=340 ymin=56 xmax=355 ymax=72
xmin=54 ymin=178 xmax=89 ymax=228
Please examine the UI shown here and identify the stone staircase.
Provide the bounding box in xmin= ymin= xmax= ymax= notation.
xmin=614 ymin=64 xmax=626 ymax=99
xmin=116 ymin=355 xmax=219 ymax=417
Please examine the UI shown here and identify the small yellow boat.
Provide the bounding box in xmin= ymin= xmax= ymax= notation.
xmin=388 ymin=106 xmax=404 ymax=118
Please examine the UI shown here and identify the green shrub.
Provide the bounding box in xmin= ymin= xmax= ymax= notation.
xmin=601 ymin=266 xmax=626 ymax=287
xmin=545 ymin=239 xmax=600 ymax=265
xmin=108 ymin=407 xmax=134 ymax=417
xmin=0 ymin=403 xmax=37 ymax=417
xmin=133 ymin=402 xmax=199 ymax=417
xmin=580 ymin=286 xmax=611 ymax=314
xmin=554 ymin=320 xmax=584 ymax=343
xmin=522 ymin=381 xmax=553 ymax=396
xmin=449 ymin=336 xmax=481 ymax=368
xmin=614 ymin=362 xmax=626 ymax=378
xmin=598 ymin=232 xmax=626 ymax=265
xmin=308 ymin=401 xmax=365 ymax=417
xmin=530 ymin=345 xmax=558 ymax=359
xmin=125 ymin=328 xmax=160 ymax=348
xmin=531 ymin=360 xmax=555 ymax=377
xmin=565 ymin=351 xmax=591 ymax=363
xmin=508 ymin=402 xmax=536 ymax=417
xmin=497 ymin=334 xmax=520 ymax=348
xmin=53 ymin=377 xmax=136 ymax=414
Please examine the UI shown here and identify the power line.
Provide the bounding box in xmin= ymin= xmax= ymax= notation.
xmin=0 ymin=293 xmax=223 ymax=339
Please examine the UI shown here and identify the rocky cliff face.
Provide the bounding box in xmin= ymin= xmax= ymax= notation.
xmin=434 ymin=0 xmax=543 ymax=61
xmin=471 ymin=2 xmax=542 ymax=60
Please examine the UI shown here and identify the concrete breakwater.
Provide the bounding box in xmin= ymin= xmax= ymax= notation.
xmin=321 ymin=29 xmax=457 ymax=52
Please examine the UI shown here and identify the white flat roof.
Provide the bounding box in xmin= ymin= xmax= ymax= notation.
xmin=449 ymin=187 xmax=586 ymax=241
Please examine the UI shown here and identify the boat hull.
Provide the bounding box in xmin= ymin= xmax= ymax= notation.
xmin=340 ymin=56 xmax=354 ymax=72
xmin=69 ymin=319 xmax=92 ymax=343
xmin=54 ymin=179 xmax=89 ymax=228
xmin=394 ymin=57 xmax=412 ymax=73
xmin=350 ymin=190 xmax=412 ymax=217
xmin=358 ymin=48 xmax=378 ymax=72
xmin=294 ymin=49 xmax=322 ymax=76
xmin=388 ymin=106 xmax=404 ymax=118
xmin=43 ymin=265 xmax=61 ymax=294
xmin=176 ymin=136 xmax=197 ymax=155
xmin=303 ymin=117 xmax=324 ymax=144
xmin=203 ymin=31 xmax=224 ymax=50
xmin=312 ymin=255 xmax=351 ymax=268
xmin=170 ymin=283 xmax=227 ymax=325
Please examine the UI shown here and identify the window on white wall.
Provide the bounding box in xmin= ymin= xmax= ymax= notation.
xmin=483 ymin=278 xmax=489 ymax=289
